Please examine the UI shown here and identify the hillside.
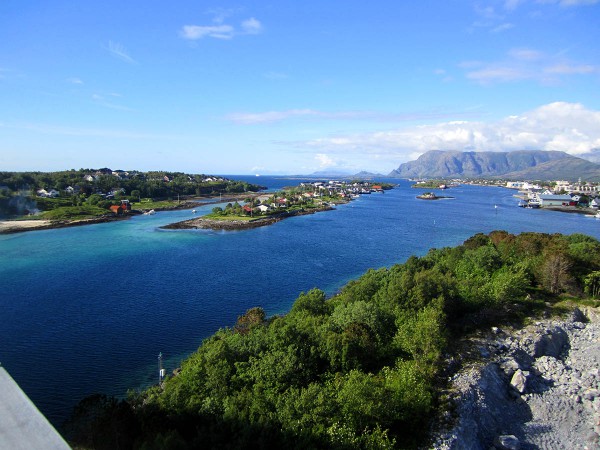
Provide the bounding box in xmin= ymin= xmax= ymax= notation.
xmin=63 ymin=231 xmax=600 ymax=449
xmin=388 ymin=150 xmax=600 ymax=181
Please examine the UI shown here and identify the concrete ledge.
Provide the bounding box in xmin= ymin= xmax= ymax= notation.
xmin=0 ymin=367 xmax=70 ymax=449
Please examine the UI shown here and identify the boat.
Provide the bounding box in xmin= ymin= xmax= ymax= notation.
xmin=144 ymin=209 xmax=156 ymax=215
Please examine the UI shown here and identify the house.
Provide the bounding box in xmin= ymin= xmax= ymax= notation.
xmin=83 ymin=174 xmax=96 ymax=182
xmin=242 ymin=205 xmax=253 ymax=214
xmin=36 ymin=189 xmax=49 ymax=197
xmin=109 ymin=204 xmax=124 ymax=215
xmin=591 ymin=199 xmax=599 ymax=209
xmin=553 ymin=181 xmax=571 ymax=193
xmin=257 ymin=204 xmax=270 ymax=213
xmin=506 ymin=181 xmax=524 ymax=189
xmin=538 ymin=194 xmax=574 ymax=207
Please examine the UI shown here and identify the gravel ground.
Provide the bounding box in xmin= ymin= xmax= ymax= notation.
xmin=431 ymin=307 xmax=600 ymax=450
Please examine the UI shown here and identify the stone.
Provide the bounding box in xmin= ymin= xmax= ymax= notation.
xmin=499 ymin=358 xmax=521 ymax=378
xmin=511 ymin=369 xmax=528 ymax=394
xmin=494 ymin=434 xmax=520 ymax=450
xmin=533 ymin=326 xmax=569 ymax=358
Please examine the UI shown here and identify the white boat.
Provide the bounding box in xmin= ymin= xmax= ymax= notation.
xmin=144 ymin=209 xmax=156 ymax=215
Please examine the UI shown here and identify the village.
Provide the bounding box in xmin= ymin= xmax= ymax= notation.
xmin=210 ymin=180 xmax=390 ymax=219
xmin=505 ymin=179 xmax=600 ymax=213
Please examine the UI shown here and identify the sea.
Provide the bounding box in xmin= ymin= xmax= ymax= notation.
xmin=1 ymin=176 xmax=599 ymax=429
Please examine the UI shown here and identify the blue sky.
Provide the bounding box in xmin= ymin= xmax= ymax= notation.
xmin=1 ymin=0 xmax=599 ymax=175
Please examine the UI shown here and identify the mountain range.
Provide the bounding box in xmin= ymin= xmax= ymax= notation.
xmin=388 ymin=150 xmax=600 ymax=181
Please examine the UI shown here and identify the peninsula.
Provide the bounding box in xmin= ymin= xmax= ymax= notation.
xmin=162 ymin=180 xmax=394 ymax=231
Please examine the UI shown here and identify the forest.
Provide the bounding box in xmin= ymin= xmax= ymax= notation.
xmin=64 ymin=231 xmax=600 ymax=449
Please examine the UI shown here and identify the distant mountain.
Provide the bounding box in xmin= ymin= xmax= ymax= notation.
xmin=388 ymin=150 xmax=600 ymax=181
xmin=579 ymin=149 xmax=600 ymax=164
xmin=351 ymin=171 xmax=386 ymax=179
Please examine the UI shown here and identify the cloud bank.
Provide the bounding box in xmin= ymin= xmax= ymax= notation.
xmin=299 ymin=102 xmax=600 ymax=167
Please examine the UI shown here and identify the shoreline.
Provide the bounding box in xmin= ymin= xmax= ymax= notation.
xmin=0 ymin=193 xmax=258 ymax=235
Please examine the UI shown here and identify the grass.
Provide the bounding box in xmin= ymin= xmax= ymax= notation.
xmin=131 ymin=199 xmax=186 ymax=209
xmin=203 ymin=213 xmax=255 ymax=222
xmin=39 ymin=205 xmax=109 ymax=220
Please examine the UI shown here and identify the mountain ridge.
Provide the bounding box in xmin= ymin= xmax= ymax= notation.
xmin=388 ymin=150 xmax=600 ymax=181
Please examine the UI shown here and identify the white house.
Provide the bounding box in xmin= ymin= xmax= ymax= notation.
xmin=257 ymin=204 xmax=270 ymax=213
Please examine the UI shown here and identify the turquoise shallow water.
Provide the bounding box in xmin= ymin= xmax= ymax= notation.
xmin=1 ymin=178 xmax=599 ymax=427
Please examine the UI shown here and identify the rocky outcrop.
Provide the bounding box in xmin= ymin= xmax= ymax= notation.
xmin=432 ymin=307 xmax=600 ymax=449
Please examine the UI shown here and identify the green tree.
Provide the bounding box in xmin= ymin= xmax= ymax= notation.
xmin=584 ymin=271 xmax=600 ymax=298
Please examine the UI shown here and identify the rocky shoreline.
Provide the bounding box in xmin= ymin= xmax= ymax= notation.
xmin=161 ymin=207 xmax=334 ymax=231
xmin=431 ymin=306 xmax=600 ymax=449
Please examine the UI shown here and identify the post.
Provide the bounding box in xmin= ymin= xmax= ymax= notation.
xmin=158 ymin=352 xmax=164 ymax=385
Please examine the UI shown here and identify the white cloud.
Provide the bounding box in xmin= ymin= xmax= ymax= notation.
xmin=241 ymin=18 xmax=262 ymax=35
xmin=105 ymin=41 xmax=136 ymax=64
xmin=292 ymin=102 xmax=600 ymax=168
xmin=226 ymin=108 xmax=478 ymax=125
xmin=227 ymin=109 xmax=320 ymax=124
xmin=463 ymin=48 xmax=599 ymax=84
xmin=91 ymin=93 xmax=134 ymax=111
xmin=180 ymin=24 xmax=235 ymax=40
xmin=538 ymin=0 xmax=599 ymax=6
xmin=491 ymin=23 xmax=515 ymax=33
xmin=315 ymin=153 xmax=336 ymax=168
xmin=180 ymin=16 xmax=262 ymax=41
xmin=66 ymin=77 xmax=83 ymax=85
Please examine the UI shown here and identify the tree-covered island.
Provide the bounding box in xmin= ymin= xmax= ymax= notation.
xmin=64 ymin=231 xmax=600 ymax=449
xmin=162 ymin=181 xmax=395 ymax=231
xmin=0 ymin=169 xmax=264 ymax=233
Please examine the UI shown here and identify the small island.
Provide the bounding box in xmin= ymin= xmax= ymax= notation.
xmin=416 ymin=192 xmax=454 ymax=200
xmin=411 ymin=180 xmax=458 ymax=189
xmin=163 ymin=181 xmax=394 ymax=231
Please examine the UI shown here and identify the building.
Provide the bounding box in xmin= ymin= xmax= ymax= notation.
xmin=538 ymin=194 xmax=574 ymax=207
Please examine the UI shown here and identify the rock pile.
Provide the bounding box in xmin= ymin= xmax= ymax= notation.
xmin=432 ymin=307 xmax=600 ymax=449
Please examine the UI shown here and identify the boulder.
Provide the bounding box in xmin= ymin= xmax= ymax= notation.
xmin=511 ymin=369 xmax=529 ymax=394
xmin=534 ymin=326 xmax=569 ymax=358
xmin=494 ymin=434 xmax=520 ymax=450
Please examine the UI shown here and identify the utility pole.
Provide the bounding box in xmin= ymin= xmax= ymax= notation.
xmin=158 ymin=352 xmax=165 ymax=385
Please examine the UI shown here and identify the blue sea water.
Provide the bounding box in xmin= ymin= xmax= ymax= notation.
xmin=1 ymin=177 xmax=599 ymax=428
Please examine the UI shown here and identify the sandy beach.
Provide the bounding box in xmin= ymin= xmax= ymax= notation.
xmin=0 ymin=220 xmax=54 ymax=234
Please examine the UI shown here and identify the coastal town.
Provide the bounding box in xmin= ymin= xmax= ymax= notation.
xmin=413 ymin=177 xmax=600 ymax=216
xmin=504 ymin=179 xmax=600 ymax=213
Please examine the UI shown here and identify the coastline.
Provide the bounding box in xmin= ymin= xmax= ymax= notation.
xmin=0 ymin=193 xmax=256 ymax=235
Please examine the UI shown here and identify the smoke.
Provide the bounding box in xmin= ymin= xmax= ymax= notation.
xmin=0 ymin=190 xmax=39 ymax=218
